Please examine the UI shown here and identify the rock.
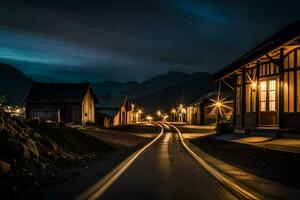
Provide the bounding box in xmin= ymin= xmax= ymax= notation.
xmin=31 ymin=132 xmax=42 ymax=140
xmin=44 ymin=137 xmax=58 ymax=152
xmin=23 ymin=145 xmax=31 ymax=160
xmin=33 ymin=158 xmax=46 ymax=170
xmin=0 ymin=138 xmax=30 ymax=160
xmin=25 ymin=139 xmax=39 ymax=158
xmin=0 ymin=160 xmax=11 ymax=174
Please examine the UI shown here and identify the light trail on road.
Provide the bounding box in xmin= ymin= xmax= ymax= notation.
xmin=77 ymin=122 xmax=254 ymax=200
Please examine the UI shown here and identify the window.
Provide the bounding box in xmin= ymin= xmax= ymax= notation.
xmin=269 ymin=80 xmax=276 ymax=111
xmin=260 ymin=81 xmax=267 ymax=112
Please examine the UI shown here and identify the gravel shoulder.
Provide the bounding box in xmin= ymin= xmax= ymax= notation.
xmin=0 ymin=115 xmax=160 ymax=200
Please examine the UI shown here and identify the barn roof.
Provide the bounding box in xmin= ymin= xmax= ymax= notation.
xmin=213 ymin=20 xmax=300 ymax=81
xmin=96 ymin=95 xmax=127 ymax=117
xmin=25 ymin=82 xmax=98 ymax=104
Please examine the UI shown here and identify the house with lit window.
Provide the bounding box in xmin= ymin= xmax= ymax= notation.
xmin=213 ymin=20 xmax=300 ymax=132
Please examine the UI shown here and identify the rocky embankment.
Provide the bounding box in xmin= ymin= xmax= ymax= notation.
xmin=0 ymin=109 xmax=114 ymax=199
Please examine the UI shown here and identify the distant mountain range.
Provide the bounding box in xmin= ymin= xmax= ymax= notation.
xmin=0 ymin=64 xmax=32 ymax=105
xmin=0 ymin=64 xmax=213 ymax=111
xmin=133 ymin=73 xmax=213 ymax=113
xmin=92 ymin=81 xmax=139 ymax=96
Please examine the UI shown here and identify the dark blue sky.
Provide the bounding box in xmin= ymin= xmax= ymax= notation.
xmin=0 ymin=0 xmax=299 ymax=82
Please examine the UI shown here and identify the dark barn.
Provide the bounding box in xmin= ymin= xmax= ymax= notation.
xmin=25 ymin=82 xmax=98 ymax=124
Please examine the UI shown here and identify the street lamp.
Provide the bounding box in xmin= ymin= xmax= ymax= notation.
xmin=146 ymin=115 xmax=153 ymax=122
xmin=157 ymin=110 xmax=161 ymax=117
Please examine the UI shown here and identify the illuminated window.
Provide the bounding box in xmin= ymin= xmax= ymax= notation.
xmin=269 ymin=80 xmax=276 ymax=111
xmin=260 ymin=81 xmax=267 ymax=112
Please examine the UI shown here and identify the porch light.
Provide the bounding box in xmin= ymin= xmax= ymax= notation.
xmin=215 ymin=101 xmax=222 ymax=107
xmin=251 ymin=82 xmax=257 ymax=91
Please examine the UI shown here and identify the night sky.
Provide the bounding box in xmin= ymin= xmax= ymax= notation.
xmin=0 ymin=0 xmax=299 ymax=82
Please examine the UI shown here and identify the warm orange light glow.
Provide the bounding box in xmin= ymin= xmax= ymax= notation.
xmin=215 ymin=102 xmax=222 ymax=107
xmin=156 ymin=110 xmax=161 ymax=116
xmin=251 ymin=82 xmax=257 ymax=90
xmin=146 ymin=115 xmax=153 ymax=121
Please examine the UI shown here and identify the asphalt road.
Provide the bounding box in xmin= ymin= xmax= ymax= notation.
xmin=99 ymin=124 xmax=238 ymax=200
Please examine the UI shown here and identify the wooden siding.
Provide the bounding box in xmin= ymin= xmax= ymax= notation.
xmin=26 ymin=103 xmax=82 ymax=124
xmin=82 ymin=89 xmax=95 ymax=123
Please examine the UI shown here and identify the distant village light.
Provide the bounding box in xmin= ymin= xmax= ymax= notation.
xmin=157 ymin=110 xmax=161 ymax=117
xmin=146 ymin=115 xmax=153 ymax=121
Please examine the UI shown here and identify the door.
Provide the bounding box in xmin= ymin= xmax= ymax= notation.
xmin=259 ymin=79 xmax=278 ymax=126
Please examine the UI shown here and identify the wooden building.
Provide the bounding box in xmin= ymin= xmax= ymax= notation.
xmin=95 ymin=95 xmax=130 ymax=128
xmin=213 ymin=20 xmax=300 ymax=132
xmin=25 ymin=82 xmax=97 ymax=124
xmin=186 ymin=92 xmax=233 ymax=125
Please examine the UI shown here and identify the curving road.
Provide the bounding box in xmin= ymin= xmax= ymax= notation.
xmin=98 ymin=123 xmax=238 ymax=200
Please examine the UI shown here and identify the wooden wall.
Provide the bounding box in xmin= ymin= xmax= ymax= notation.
xmin=82 ymin=89 xmax=95 ymax=123
xmin=26 ymin=103 xmax=82 ymax=124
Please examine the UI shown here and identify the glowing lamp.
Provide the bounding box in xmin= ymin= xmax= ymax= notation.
xmin=146 ymin=115 xmax=153 ymax=121
xmin=251 ymin=82 xmax=257 ymax=90
xmin=157 ymin=110 xmax=161 ymax=116
xmin=215 ymin=102 xmax=222 ymax=107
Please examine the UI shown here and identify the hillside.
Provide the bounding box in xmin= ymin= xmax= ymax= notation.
xmin=125 ymin=71 xmax=205 ymax=99
xmin=92 ymin=81 xmax=139 ymax=96
xmin=134 ymin=73 xmax=213 ymax=113
xmin=0 ymin=63 xmax=32 ymax=105
xmin=27 ymin=74 xmax=66 ymax=83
